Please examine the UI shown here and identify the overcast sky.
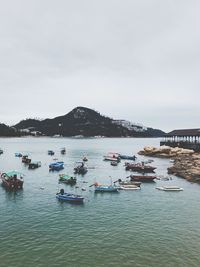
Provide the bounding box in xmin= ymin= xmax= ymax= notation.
xmin=0 ymin=0 xmax=199 ymax=132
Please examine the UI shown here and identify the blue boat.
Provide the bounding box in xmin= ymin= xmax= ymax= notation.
xmin=94 ymin=183 xmax=119 ymax=193
xmin=119 ymin=155 xmax=136 ymax=160
xmin=56 ymin=189 xmax=84 ymax=203
xmin=49 ymin=161 xmax=64 ymax=171
xmin=15 ymin=152 xmax=22 ymax=157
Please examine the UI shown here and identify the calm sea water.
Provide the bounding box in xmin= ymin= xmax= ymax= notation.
xmin=0 ymin=137 xmax=199 ymax=267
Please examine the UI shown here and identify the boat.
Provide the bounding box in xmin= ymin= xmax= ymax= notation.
xmin=117 ymin=179 xmax=141 ymax=187
xmin=104 ymin=152 xmax=121 ymax=162
xmin=83 ymin=156 xmax=88 ymax=162
xmin=130 ymin=175 xmax=156 ymax=182
xmin=61 ymin=148 xmax=66 ymax=155
xmin=93 ymin=182 xmax=119 ymax=193
xmin=56 ymin=189 xmax=84 ymax=203
xmin=49 ymin=161 xmax=64 ymax=171
xmin=59 ymin=174 xmax=77 ymax=185
xmin=111 ymin=161 xmax=118 ymax=166
xmin=125 ymin=162 xmax=156 ymax=173
xmin=28 ymin=161 xmax=41 ymax=169
xmin=120 ymin=184 xmax=141 ymax=190
xmin=156 ymin=186 xmax=183 ymax=191
xmin=0 ymin=149 xmax=3 ymax=155
xmin=15 ymin=152 xmax=22 ymax=157
xmin=22 ymin=155 xmax=31 ymax=164
xmin=48 ymin=150 xmax=55 ymax=156
xmin=119 ymin=155 xmax=136 ymax=160
xmin=1 ymin=171 xmax=24 ymax=190
xmin=74 ymin=162 xmax=88 ymax=175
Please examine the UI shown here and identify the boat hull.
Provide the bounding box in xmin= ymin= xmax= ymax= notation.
xmin=56 ymin=193 xmax=84 ymax=203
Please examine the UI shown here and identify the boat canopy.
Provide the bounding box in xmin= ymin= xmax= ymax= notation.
xmin=4 ymin=171 xmax=24 ymax=177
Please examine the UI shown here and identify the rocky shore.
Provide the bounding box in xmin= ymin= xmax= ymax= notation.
xmin=138 ymin=145 xmax=200 ymax=183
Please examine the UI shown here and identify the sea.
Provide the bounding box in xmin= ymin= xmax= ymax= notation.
xmin=0 ymin=137 xmax=199 ymax=267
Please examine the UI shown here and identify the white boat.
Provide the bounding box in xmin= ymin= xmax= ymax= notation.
xmin=156 ymin=186 xmax=183 ymax=191
xmin=120 ymin=184 xmax=141 ymax=190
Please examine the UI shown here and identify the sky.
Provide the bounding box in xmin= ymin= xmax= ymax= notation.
xmin=0 ymin=0 xmax=199 ymax=132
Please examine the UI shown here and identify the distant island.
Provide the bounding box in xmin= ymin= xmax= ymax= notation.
xmin=0 ymin=107 xmax=165 ymax=137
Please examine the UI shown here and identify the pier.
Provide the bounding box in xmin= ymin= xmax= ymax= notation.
xmin=160 ymin=129 xmax=200 ymax=152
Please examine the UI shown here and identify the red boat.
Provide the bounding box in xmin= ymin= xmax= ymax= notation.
xmin=125 ymin=162 xmax=156 ymax=173
xmin=1 ymin=171 xmax=24 ymax=190
xmin=130 ymin=174 xmax=156 ymax=182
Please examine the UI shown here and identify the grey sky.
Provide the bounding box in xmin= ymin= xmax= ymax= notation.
xmin=0 ymin=0 xmax=199 ymax=132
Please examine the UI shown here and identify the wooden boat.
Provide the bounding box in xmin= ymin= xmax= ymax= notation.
xmin=28 ymin=161 xmax=41 ymax=169
xmin=119 ymin=155 xmax=136 ymax=160
xmin=49 ymin=161 xmax=64 ymax=171
xmin=125 ymin=162 xmax=156 ymax=173
xmin=61 ymin=148 xmax=66 ymax=155
xmin=22 ymin=155 xmax=31 ymax=164
xmin=56 ymin=189 xmax=84 ymax=203
xmin=59 ymin=174 xmax=77 ymax=185
xmin=74 ymin=162 xmax=88 ymax=175
xmin=120 ymin=184 xmax=141 ymax=190
xmin=48 ymin=150 xmax=55 ymax=156
xmin=1 ymin=171 xmax=24 ymax=190
xmin=156 ymin=186 xmax=183 ymax=191
xmin=130 ymin=175 xmax=156 ymax=182
xmin=104 ymin=152 xmax=121 ymax=162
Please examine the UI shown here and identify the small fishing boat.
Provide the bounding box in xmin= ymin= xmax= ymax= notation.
xmin=111 ymin=161 xmax=118 ymax=166
xmin=56 ymin=189 xmax=84 ymax=203
xmin=83 ymin=156 xmax=88 ymax=162
xmin=60 ymin=148 xmax=66 ymax=155
xmin=104 ymin=152 xmax=121 ymax=162
xmin=93 ymin=182 xmax=119 ymax=193
xmin=48 ymin=150 xmax=55 ymax=156
xmin=119 ymin=155 xmax=136 ymax=160
xmin=59 ymin=174 xmax=77 ymax=185
xmin=74 ymin=162 xmax=88 ymax=175
xmin=120 ymin=184 xmax=141 ymax=190
xmin=15 ymin=152 xmax=22 ymax=157
xmin=49 ymin=161 xmax=64 ymax=171
xmin=130 ymin=175 xmax=156 ymax=182
xmin=28 ymin=161 xmax=41 ymax=169
xmin=156 ymin=186 xmax=183 ymax=191
xmin=0 ymin=149 xmax=3 ymax=155
xmin=117 ymin=179 xmax=141 ymax=187
xmin=125 ymin=162 xmax=156 ymax=173
xmin=22 ymin=155 xmax=31 ymax=164
xmin=1 ymin=171 xmax=24 ymax=190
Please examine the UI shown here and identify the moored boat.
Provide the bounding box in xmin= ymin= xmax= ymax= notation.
xmin=74 ymin=162 xmax=88 ymax=175
xmin=119 ymin=155 xmax=136 ymax=160
xmin=61 ymin=148 xmax=66 ymax=155
xmin=117 ymin=179 xmax=141 ymax=187
xmin=48 ymin=150 xmax=55 ymax=156
xmin=104 ymin=152 xmax=121 ymax=162
xmin=28 ymin=161 xmax=41 ymax=169
xmin=49 ymin=161 xmax=64 ymax=171
xmin=93 ymin=182 xmax=119 ymax=193
xmin=56 ymin=189 xmax=84 ymax=203
xmin=130 ymin=174 xmax=156 ymax=182
xmin=0 ymin=149 xmax=3 ymax=155
xmin=83 ymin=156 xmax=88 ymax=162
xmin=1 ymin=171 xmax=24 ymax=190
xmin=125 ymin=162 xmax=156 ymax=173
xmin=59 ymin=174 xmax=77 ymax=185
xmin=111 ymin=161 xmax=118 ymax=166
xmin=15 ymin=152 xmax=22 ymax=157
xmin=156 ymin=186 xmax=183 ymax=191
xmin=120 ymin=184 xmax=141 ymax=190
xmin=22 ymin=155 xmax=31 ymax=164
